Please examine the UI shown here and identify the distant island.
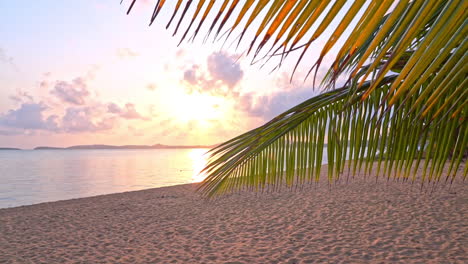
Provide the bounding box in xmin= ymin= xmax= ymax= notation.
xmin=33 ymin=144 xmax=216 ymax=150
xmin=0 ymin=148 xmax=21 ymax=150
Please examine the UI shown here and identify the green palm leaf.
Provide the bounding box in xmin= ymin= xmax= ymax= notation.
xmin=126 ymin=0 xmax=467 ymax=196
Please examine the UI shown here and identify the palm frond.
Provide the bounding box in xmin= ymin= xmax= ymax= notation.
xmin=125 ymin=0 xmax=468 ymax=196
xmin=197 ymin=74 xmax=465 ymax=197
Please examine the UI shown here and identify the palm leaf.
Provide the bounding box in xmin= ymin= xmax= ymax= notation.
xmin=125 ymin=0 xmax=467 ymax=196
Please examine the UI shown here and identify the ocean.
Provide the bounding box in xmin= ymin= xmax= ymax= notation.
xmin=0 ymin=148 xmax=332 ymax=209
xmin=0 ymin=149 xmax=209 ymax=208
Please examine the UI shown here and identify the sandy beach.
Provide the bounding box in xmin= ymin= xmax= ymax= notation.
xmin=1 ymin=164 xmax=466 ymax=264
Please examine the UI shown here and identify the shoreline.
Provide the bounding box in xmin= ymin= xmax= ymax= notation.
xmin=2 ymin=160 xmax=463 ymax=211
xmin=1 ymin=164 xmax=466 ymax=263
xmin=0 ymin=183 xmax=199 ymax=211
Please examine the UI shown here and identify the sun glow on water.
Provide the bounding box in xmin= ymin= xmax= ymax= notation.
xmin=189 ymin=148 xmax=209 ymax=183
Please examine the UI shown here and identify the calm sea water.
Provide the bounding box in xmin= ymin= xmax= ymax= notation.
xmin=0 ymin=148 xmax=332 ymax=209
xmin=0 ymin=149 xmax=209 ymax=208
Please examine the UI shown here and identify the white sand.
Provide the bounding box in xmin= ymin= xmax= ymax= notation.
xmin=0 ymin=164 xmax=466 ymax=263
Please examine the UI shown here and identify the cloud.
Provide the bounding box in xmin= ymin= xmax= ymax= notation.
xmin=0 ymin=103 xmax=128 ymax=135
xmin=37 ymin=72 xmax=53 ymax=91
xmin=0 ymin=67 xmax=155 ymax=138
xmin=39 ymin=80 xmax=50 ymax=90
xmin=146 ymin=83 xmax=157 ymax=91
xmin=178 ymin=53 xmax=317 ymax=123
xmin=61 ymin=107 xmax=115 ymax=133
xmin=0 ymin=48 xmax=14 ymax=65
xmin=0 ymin=103 xmax=59 ymax=131
xmin=107 ymin=103 xmax=147 ymax=120
xmin=51 ymin=77 xmax=90 ymax=105
xmin=107 ymin=103 xmax=121 ymax=114
xmin=9 ymin=90 xmax=34 ymax=104
xmin=116 ymin=48 xmax=139 ymax=58
xmin=183 ymin=65 xmax=199 ymax=85
xmin=207 ymin=52 xmax=243 ymax=88
xmin=1 ymin=90 xmax=149 ymax=136
xmin=176 ymin=49 xmax=186 ymax=58
xmin=182 ymin=52 xmax=244 ymax=97
xmin=240 ymin=88 xmax=317 ymax=121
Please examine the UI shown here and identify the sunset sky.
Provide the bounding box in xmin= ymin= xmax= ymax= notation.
xmin=0 ymin=1 xmax=351 ymax=149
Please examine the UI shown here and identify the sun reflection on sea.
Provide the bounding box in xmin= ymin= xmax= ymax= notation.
xmin=189 ymin=149 xmax=209 ymax=183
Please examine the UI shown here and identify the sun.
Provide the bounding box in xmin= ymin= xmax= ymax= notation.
xmin=171 ymin=92 xmax=226 ymax=124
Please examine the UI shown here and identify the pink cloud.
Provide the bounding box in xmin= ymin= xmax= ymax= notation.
xmin=61 ymin=106 xmax=115 ymax=133
xmin=207 ymin=52 xmax=243 ymax=88
xmin=182 ymin=52 xmax=244 ymax=97
xmin=51 ymin=77 xmax=90 ymax=105
xmin=9 ymin=90 xmax=34 ymax=104
xmin=107 ymin=103 xmax=148 ymax=120
xmin=0 ymin=103 xmax=59 ymax=132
